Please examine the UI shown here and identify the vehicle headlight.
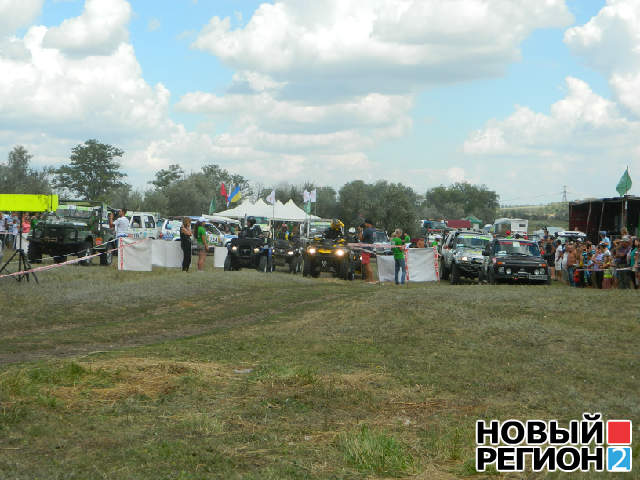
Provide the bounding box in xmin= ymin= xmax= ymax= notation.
xmin=506 ymin=268 xmax=512 ymax=275
xmin=335 ymin=249 xmax=345 ymax=257
xmin=253 ymin=248 xmax=260 ymax=253
xmin=498 ymin=267 xmax=505 ymax=273
xmin=231 ymin=246 xmax=237 ymax=251
xmin=308 ymin=247 xmax=316 ymax=254
xmin=460 ymin=256 xmax=468 ymax=262
xmin=287 ymin=250 xmax=294 ymax=255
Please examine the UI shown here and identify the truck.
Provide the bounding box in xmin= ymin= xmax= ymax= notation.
xmin=492 ymin=218 xmax=529 ymax=237
xmin=28 ymin=201 xmax=116 ymax=265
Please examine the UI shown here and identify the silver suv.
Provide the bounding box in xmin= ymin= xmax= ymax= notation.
xmin=439 ymin=230 xmax=492 ymax=284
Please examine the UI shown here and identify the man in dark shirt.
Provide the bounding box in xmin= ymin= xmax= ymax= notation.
xmin=360 ymin=219 xmax=376 ymax=283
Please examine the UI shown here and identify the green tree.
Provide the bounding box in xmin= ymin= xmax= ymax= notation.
xmin=0 ymin=145 xmax=51 ymax=194
xmin=149 ymin=164 xmax=184 ymax=189
xmin=424 ymin=183 xmax=499 ymax=224
xmin=54 ymin=140 xmax=126 ymax=200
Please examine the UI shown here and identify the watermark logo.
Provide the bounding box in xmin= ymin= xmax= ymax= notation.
xmin=475 ymin=414 xmax=633 ymax=473
xmin=607 ymin=420 xmax=632 ymax=472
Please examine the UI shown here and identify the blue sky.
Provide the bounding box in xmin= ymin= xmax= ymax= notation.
xmin=2 ymin=0 xmax=639 ymax=204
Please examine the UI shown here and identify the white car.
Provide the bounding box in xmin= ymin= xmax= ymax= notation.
xmin=158 ymin=219 xmax=183 ymax=241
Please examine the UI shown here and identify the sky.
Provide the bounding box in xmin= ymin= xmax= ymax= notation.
xmin=1 ymin=0 xmax=639 ymax=204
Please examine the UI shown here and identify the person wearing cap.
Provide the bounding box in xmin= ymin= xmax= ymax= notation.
xmin=360 ymin=219 xmax=376 ymax=283
xmin=599 ymin=231 xmax=611 ymax=250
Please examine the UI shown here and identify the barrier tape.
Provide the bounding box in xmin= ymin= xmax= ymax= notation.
xmin=0 ymin=238 xmax=144 ymax=280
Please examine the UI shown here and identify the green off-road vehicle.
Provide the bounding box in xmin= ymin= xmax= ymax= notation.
xmin=28 ymin=201 xmax=116 ymax=265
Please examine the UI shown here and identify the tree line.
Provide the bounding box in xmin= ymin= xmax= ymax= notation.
xmin=1 ymin=140 xmax=500 ymax=234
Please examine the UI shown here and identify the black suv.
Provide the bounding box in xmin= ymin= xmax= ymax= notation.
xmin=480 ymin=238 xmax=550 ymax=285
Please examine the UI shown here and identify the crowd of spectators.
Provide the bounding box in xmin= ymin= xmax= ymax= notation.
xmin=538 ymin=228 xmax=639 ymax=290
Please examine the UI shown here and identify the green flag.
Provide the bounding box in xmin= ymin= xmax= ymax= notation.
xmin=616 ymin=168 xmax=632 ymax=196
xmin=304 ymin=201 xmax=311 ymax=214
xmin=209 ymin=197 xmax=216 ymax=214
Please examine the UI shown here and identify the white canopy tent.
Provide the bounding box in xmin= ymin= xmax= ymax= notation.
xmin=216 ymin=199 xmax=319 ymax=222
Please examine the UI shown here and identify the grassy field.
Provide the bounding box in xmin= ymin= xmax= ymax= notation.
xmin=0 ymin=254 xmax=638 ymax=479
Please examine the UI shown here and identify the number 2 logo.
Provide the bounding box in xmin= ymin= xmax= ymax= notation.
xmin=608 ymin=447 xmax=632 ymax=472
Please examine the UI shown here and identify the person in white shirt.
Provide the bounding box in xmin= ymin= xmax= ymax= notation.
xmin=109 ymin=209 xmax=130 ymax=246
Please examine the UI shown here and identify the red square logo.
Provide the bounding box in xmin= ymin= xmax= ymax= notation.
xmin=607 ymin=420 xmax=632 ymax=445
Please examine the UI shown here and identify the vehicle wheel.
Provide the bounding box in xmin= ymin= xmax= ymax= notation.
xmin=440 ymin=258 xmax=449 ymax=280
xmin=99 ymin=250 xmax=113 ymax=266
xmin=450 ymin=262 xmax=460 ymax=285
xmin=224 ymin=256 xmax=232 ymax=271
xmin=259 ymin=255 xmax=268 ymax=272
xmin=54 ymin=255 xmax=67 ymax=264
xmin=302 ymin=258 xmax=311 ymax=277
xmin=79 ymin=244 xmax=93 ymax=266
xmin=339 ymin=259 xmax=350 ymax=280
xmin=545 ymin=272 xmax=551 ymax=286
xmin=478 ymin=269 xmax=485 ymax=283
xmin=488 ymin=269 xmax=497 ymax=285
xmin=311 ymin=266 xmax=321 ymax=278
xmin=28 ymin=246 xmax=42 ymax=263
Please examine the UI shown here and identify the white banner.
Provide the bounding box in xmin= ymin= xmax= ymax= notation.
xmin=118 ymin=238 xmax=152 ymax=271
xmin=214 ymin=246 xmax=227 ymax=268
xmin=377 ymin=248 xmax=438 ymax=283
xmin=151 ymin=240 xmax=183 ymax=268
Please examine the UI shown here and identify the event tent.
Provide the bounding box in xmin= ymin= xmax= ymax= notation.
xmin=216 ymin=199 xmax=319 ymax=222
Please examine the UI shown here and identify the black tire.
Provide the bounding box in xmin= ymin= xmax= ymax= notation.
xmin=224 ymin=256 xmax=232 ymax=271
xmin=545 ymin=271 xmax=551 ymax=286
xmin=99 ymin=250 xmax=113 ymax=266
xmin=488 ymin=269 xmax=497 ymax=285
xmin=450 ymin=262 xmax=460 ymax=285
xmin=339 ymin=258 xmax=350 ymax=280
xmin=79 ymin=244 xmax=93 ymax=266
xmin=303 ymin=258 xmax=311 ymax=277
xmin=259 ymin=255 xmax=270 ymax=273
xmin=311 ymin=267 xmax=321 ymax=278
xmin=28 ymin=246 xmax=42 ymax=263
xmin=440 ymin=258 xmax=449 ymax=280
xmin=478 ymin=268 xmax=485 ymax=283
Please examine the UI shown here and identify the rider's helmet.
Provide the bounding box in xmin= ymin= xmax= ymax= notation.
xmin=247 ymin=216 xmax=256 ymax=227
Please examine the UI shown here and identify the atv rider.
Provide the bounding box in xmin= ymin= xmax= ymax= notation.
xmin=241 ymin=216 xmax=262 ymax=238
xmin=324 ymin=219 xmax=345 ymax=240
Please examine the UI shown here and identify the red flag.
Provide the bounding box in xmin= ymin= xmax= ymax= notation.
xmin=220 ymin=183 xmax=227 ymax=198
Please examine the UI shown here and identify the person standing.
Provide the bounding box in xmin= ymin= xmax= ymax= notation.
xmin=360 ymin=219 xmax=376 ymax=283
xmin=392 ymin=228 xmax=406 ymax=285
xmin=109 ymin=209 xmax=129 ymax=245
xmin=193 ymin=220 xmax=208 ymax=271
xmin=180 ymin=217 xmax=193 ymax=272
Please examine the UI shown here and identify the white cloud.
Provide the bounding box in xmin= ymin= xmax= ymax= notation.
xmin=0 ymin=0 xmax=44 ymax=37
xmin=193 ymin=0 xmax=572 ymax=96
xmin=43 ymin=0 xmax=131 ymax=56
xmin=565 ymin=0 xmax=640 ymax=116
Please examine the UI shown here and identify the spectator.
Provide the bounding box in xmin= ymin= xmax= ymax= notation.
xmin=391 ymin=228 xmax=406 ymax=285
xmin=554 ymin=240 xmax=564 ymax=282
xmin=193 ymin=219 xmax=208 ymax=271
xmin=599 ymin=231 xmax=611 ymax=250
xmin=614 ymin=236 xmax=632 ymax=289
xmin=109 ymin=209 xmax=129 ymax=246
xmin=566 ymin=243 xmax=577 ymax=287
xmin=180 ymin=217 xmax=193 ymax=272
xmin=276 ymin=223 xmax=289 ymax=241
xmin=21 ymin=214 xmax=31 ymax=234
xmin=360 ymin=219 xmax=376 ymax=284
xmin=592 ymin=245 xmax=604 ymax=289
xmin=30 ymin=213 xmax=40 ymax=230
xmin=543 ymin=238 xmax=555 ymax=278
xmin=630 ymin=237 xmax=639 ymax=289
xmin=602 ymin=249 xmax=613 ymax=289
xmin=10 ymin=212 xmax=19 ymax=249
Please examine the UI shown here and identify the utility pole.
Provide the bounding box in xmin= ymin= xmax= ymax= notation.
xmin=561 ymin=185 xmax=568 ymax=203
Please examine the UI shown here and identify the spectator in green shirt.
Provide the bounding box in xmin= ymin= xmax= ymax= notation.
xmin=193 ymin=220 xmax=208 ymax=271
xmin=392 ymin=228 xmax=407 ymax=285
